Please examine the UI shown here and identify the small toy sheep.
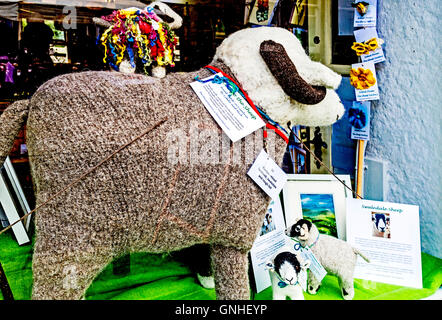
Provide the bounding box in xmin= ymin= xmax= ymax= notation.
xmin=266 ymin=247 xmax=310 ymax=300
xmin=93 ymin=1 xmax=183 ymax=78
xmin=286 ymin=219 xmax=370 ymax=300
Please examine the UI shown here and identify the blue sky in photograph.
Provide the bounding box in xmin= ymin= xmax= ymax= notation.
xmin=300 ymin=194 xmax=335 ymax=212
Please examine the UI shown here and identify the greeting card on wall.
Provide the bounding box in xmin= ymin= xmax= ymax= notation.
xmin=350 ymin=62 xmax=379 ymax=101
xmin=353 ymin=28 xmax=385 ymax=64
xmin=249 ymin=0 xmax=280 ymax=26
xmin=346 ymin=198 xmax=422 ymax=288
xmin=350 ymin=101 xmax=370 ymax=140
xmin=353 ymin=0 xmax=377 ymax=27
xmin=250 ymin=197 xmax=288 ymax=293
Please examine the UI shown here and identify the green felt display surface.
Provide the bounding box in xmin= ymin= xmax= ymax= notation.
xmin=0 ymin=231 xmax=440 ymax=300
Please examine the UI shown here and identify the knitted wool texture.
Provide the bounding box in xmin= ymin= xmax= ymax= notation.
xmin=1 ymin=62 xmax=286 ymax=300
xmin=0 ymin=100 xmax=29 ymax=165
xmin=0 ymin=27 xmax=344 ymax=300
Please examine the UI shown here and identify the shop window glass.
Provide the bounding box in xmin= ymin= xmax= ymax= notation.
xmin=305 ymin=0 xmax=358 ymax=75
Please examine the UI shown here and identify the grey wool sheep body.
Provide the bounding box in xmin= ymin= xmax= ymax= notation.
xmin=0 ymin=27 xmax=345 ymax=300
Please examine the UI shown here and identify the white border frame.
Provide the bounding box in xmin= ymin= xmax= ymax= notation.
xmin=4 ymin=156 xmax=32 ymax=231
xmin=0 ymin=160 xmax=30 ymax=245
xmin=282 ymin=174 xmax=353 ymax=240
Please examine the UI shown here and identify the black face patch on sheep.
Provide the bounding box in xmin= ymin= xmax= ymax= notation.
xmin=373 ymin=213 xmax=387 ymax=232
xmin=288 ymin=219 xmax=312 ymax=238
xmin=274 ymin=251 xmax=301 ymax=276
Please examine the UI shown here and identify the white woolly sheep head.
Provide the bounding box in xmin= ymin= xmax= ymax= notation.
xmin=267 ymin=249 xmax=310 ymax=286
xmin=286 ymin=218 xmax=318 ymax=242
xmin=214 ymin=27 xmax=345 ymax=127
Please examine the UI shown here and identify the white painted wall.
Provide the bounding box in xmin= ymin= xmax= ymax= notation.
xmin=367 ymin=0 xmax=441 ymax=258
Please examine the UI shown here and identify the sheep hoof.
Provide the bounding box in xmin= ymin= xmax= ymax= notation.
xmin=308 ymin=284 xmax=320 ymax=294
xmin=197 ymin=273 xmax=215 ymax=289
xmin=342 ymin=288 xmax=354 ymax=300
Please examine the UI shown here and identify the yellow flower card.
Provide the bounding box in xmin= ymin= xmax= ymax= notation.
xmin=350 ymin=62 xmax=379 ymax=101
xmin=353 ymin=28 xmax=385 ymax=64
xmin=353 ymin=0 xmax=377 ymax=27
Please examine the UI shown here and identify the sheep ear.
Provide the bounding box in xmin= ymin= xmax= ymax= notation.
xmin=259 ymin=40 xmax=326 ymax=105
xmin=266 ymin=261 xmax=275 ymax=272
xmin=148 ymin=1 xmax=183 ymax=29
xmin=301 ymin=260 xmax=311 ymax=270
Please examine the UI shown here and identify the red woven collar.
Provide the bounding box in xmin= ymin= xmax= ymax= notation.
xmin=204 ymin=65 xmax=289 ymax=144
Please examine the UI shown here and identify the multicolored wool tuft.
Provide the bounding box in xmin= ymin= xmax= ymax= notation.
xmin=99 ymin=8 xmax=178 ymax=73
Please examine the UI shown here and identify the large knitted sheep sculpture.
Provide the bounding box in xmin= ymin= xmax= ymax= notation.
xmin=0 ymin=27 xmax=344 ymax=300
xmin=286 ymin=219 xmax=370 ymax=300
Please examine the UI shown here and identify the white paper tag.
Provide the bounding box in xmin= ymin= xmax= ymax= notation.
xmin=350 ymin=101 xmax=370 ymax=141
xmin=354 ymin=28 xmax=385 ymax=64
xmin=353 ymin=0 xmax=377 ymax=27
xmin=190 ymin=73 xmax=265 ymax=142
xmin=299 ymin=269 xmax=308 ymax=292
xmin=351 ymin=62 xmax=380 ymax=101
xmin=292 ymin=241 xmax=327 ymax=283
xmin=247 ymin=149 xmax=287 ymax=199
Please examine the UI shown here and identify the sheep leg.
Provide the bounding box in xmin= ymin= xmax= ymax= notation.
xmin=307 ymin=272 xmax=322 ymax=295
xmin=338 ymin=276 xmax=355 ymax=300
xmin=211 ymin=244 xmax=250 ymax=300
xmin=273 ymin=292 xmax=287 ymax=300
xmin=32 ymin=244 xmax=113 ymax=300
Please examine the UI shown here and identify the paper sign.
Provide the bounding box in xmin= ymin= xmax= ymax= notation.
xmin=350 ymin=101 xmax=370 ymax=140
xmin=346 ymin=198 xmax=422 ymax=288
xmin=247 ymin=149 xmax=287 ymax=199
xmin=291 ymin=240 xmax=327 ymax=283
xmin=190 ymin=73 xmax=265 ymax=142
xmin=351 ymin=62 xmax=380 ymax=101
xmin=250 ymin=198 xmax=289 ymax=293
xmin=354 ymin=28 xmax=385 ymax=64
xmin=354 ymin=0 xmax=377 ymax=27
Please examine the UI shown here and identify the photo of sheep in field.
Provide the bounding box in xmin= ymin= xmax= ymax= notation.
xmin=300 ymin=194 xmax=337 ymax=237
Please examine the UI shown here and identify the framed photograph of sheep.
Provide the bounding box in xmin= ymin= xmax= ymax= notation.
xmin=282 ymin=174 xmax=353 ymax=240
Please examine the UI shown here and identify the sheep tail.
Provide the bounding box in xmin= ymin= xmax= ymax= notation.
xmin=353 ymin=247 xmax=370 ymax=263
xmin=0 ymin=100 xmax=30 ymax=168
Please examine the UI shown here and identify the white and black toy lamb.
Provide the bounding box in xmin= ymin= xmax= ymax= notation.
xmin=286 ymin=219 xmax=370 ymax=300
xmin=266 ymin=247 xmax=310 ymax=300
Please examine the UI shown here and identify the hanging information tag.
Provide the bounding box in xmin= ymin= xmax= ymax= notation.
xmin=190 ymin=73 xmax=265 ymax=142
xmin=247 ymin=149 xmax=287 ymax=199
xmin=353 ymin=28 xmax=385 ymax=64
xmin=353 ymin=0 xmax=377 ymax=27
xmin=292 ymin=241 xmax=327 ymax=283
xmin=350 ymin=62 xmax=380 ymax=101
xmin=350 ymin=101 xmax=371 ymax=141
xmin=299 ymin=269 xmax=308 ymax=292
